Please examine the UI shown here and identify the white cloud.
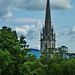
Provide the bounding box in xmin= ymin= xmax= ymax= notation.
xmin=72 ymin=26 xmax=75 ymax=32
xmin=15 ymin=21 xmax=43 ymax=39
xmin=4 ymin=18 xmax=42 ymax=25
xmin=4 ymin=12 xmax=13 ymax=18
xmin=15 ymin=25 xmax=30 ymax=36
xmin=29 ymin=45 xmax=40 ymax=49
xmin=12 ymin=18 xmax=41 ymax=23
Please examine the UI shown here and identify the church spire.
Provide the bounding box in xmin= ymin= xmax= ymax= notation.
xmin=45 ymin=0 xmax=51 ymax=30
xmin=40 ymin=0 xmax=56 ymax=54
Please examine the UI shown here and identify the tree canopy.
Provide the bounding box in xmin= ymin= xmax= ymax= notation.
xmin=0 ymin=26 xmax=75 ymax=75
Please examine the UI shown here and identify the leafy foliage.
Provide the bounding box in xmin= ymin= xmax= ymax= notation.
xmin=0 ymin=26 xmax=75 ymax=75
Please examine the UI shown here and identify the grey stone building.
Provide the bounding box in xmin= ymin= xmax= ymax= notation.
xmin=40 ymin=0 xmax=56 ymax=54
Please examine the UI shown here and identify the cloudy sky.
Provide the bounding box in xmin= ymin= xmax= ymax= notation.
xmin=0 ymin=0 xmax=75 ymax=53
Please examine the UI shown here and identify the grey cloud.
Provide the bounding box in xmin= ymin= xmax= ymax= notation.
xmin=58 ymin=29 xmax=75 ymax=36
xmin=51 ymin=0 xmax=73 ymax=10
xmin=0 ymin=0 xmax=14 ymax=18
xmin=17 ymin=0 xmax=45 ymax=11
xmin=0 ymin=9 xmax=8 ymax=17
xmin=0 ymin=0 xmax=73 ymax=20
xmin=65 ymin=27 xmax=75 ymax=36
xmin=17 ymin=0 xmax=73 ymax=11
xmin=0 ymin=0 xmax=12 ymax=8
xmin=57 ymin=26 xmax=75 ymax=42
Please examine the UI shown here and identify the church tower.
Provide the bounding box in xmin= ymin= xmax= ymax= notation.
xmin=40 ymin=0 xmax=55 ymax=54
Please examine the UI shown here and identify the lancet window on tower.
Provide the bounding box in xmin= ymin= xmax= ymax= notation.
xmin=45 ymin=43 xmax=47 ymax=49
xmin=46 ymin=33 xmax=47 ymax=36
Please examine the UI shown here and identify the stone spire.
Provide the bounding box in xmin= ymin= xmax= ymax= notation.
xmin=40 ymin=0 xmax=56 ymax=53
xmin=45 ymin=0 xmax=51 ymax=31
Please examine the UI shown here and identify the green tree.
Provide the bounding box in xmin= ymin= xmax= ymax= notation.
xmin=0 ymin=26 xmax=75 ymax=75
xmin=24 ymin=60 xmax=48 ymax=75
xmin=49 ymin=63 xmax=62 ymax=75
xmin=19 ymin=35 xmax=29 ymax=49
xmin=0 ymin=49 xmax=12 ymax=75
xmin=0 ymin=26 xmax=18 ymax=51
xmin=57 ymin=46 xmax=68 ymax=59
xmin=60 ymin=59 xmax=75 ymax=75
xmin=0 ymin=26 xmax=30 ymax=75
